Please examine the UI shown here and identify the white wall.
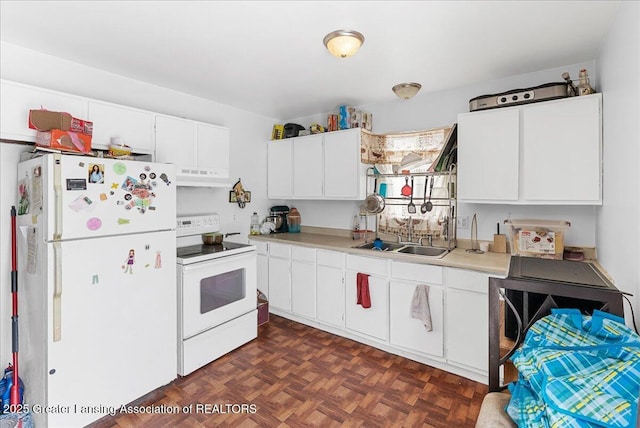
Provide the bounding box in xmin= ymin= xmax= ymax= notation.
xmin=287 ymin=60 xmax=600 ymax=246
xmin=0 ymin=42 xmax=277 ymax=364
xmin=596 ymin=1 xmax=640 ymax=325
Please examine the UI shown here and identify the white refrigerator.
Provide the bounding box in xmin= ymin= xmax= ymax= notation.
xmin=16 ymin=153 xmax=177 ymax=428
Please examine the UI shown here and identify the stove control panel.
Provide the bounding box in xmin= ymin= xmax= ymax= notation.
xmin=176 ymin=214 xmax=220 ymax=236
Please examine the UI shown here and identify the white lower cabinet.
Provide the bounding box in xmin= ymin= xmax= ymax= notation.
xmin=345 ymin=272 xmax=388 ymax=340
xmin=345 ymin=255 xmax=389 ymax=341
xmin=258 ymin=239 xmax=498 ymax=383
xmin=291 ymin=246 xmax=316 ymax=318
xmin=389 ymin=261 xmax=444 ymax=357
xmin=389 ymin=283 xmax=444 ymax=358
xmin=250 ymin=240 xmax=269 ymax=298
xmin=444 ymin=268 xmax=492 ymax=372
xmin=316 ymin=250 xmax=345 ymax=328
xmin=267 ymin=243 xmax=291 ymax=311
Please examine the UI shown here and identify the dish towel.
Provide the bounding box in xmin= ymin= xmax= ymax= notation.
xmin=411 ymin=284 xmax=432 ymax=332
xmin=356 ymin=273 xmax=371 ymax=308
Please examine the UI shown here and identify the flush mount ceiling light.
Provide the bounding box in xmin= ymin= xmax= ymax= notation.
xmin=392 ymin=82 xmax=422 ymax=99
xmin=323 ymin=29 xmax=365 ymax=58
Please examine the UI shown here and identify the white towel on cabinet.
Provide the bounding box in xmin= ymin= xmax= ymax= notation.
xmin=411 ymin=284 xmax=432 ymax=332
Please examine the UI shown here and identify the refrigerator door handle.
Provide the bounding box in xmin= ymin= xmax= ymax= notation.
xmin=53 ymin=241 xmax=62 ymax=342
xmin=53 ymin=153 xmax=63 ymax=240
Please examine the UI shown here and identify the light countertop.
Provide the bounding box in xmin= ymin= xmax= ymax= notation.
xmin=249 ymin=230 xmax=511 ymax=276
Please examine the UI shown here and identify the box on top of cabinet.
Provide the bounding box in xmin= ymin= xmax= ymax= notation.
xmin=29 ymin=109 xmax=93 ymax=135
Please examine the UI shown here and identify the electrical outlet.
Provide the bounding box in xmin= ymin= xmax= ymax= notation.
xmin=232 ymin=213 xmax=237 ymax=222
xmin=457 ymin=215 xmax=469 ymax=229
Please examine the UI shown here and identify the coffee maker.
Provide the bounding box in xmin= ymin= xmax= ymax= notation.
xmin=269 ymin=205 xmax=289 ymax=233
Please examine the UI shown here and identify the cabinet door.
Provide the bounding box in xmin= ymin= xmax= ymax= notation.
xmin=316 ymin=265 xmax=344 ymax=327
xmin=293 ymin=135 xmax=323 ymax=197
xmin=267 ymin=140 xmax=293 ymax=198
xmin=458 ymin=108 xmax=519 ymax=201
xmin=522 ymin=95 xmax=601 ymax=203
xmin=256 ymin=253 xmax=269 ymax=298
xmin=291 ymin=261 xmax=316 ymax=318
xmin=390 ymin=281 xmax=443 ymax=357
xmin=1 ymin=81 xmax=87 ymax=142
xmin=324 ymin=129 xmax=362 ymax=199
xmin=196 ymin=123 xmax=230 ymax=179
xmin=268 ymin=257 xmax=291 ymax=311
xmin=445 ymin=288 xmax=488 ymax=371
xmin=87 ymin=101 xmax=155 ymax=153
xmin=345 ymin=271 xmax=388 ymax=340
xmin=155 ymin=115 xmax=197 ymax=171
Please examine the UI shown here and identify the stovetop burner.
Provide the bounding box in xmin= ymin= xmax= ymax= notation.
xmin=508 ymin=256 xmax=615 ymax=290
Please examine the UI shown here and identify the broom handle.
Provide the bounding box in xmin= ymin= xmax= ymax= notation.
xmin=10 ymin=206 xmax=20 ymax=406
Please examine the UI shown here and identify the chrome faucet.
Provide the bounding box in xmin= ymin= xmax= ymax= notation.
xmin=397 ymin=217 xmax=414 ymax=244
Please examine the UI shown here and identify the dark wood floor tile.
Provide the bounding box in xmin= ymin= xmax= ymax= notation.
xmin=88 ymin=315 xmax=486 ymax=427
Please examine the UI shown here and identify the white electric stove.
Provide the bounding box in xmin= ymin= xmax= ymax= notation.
xmin=176 ymin=214 xmax=257 ymax=376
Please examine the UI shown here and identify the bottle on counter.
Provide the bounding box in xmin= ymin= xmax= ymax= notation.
xmin=287 ymin=207 xmax=301 ymax=233
xmin=250 ymin=212 xmax=261 ymax=235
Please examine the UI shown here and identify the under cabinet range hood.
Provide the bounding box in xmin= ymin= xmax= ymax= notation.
xmin=175 ymin=166 xmax=230 ymax=187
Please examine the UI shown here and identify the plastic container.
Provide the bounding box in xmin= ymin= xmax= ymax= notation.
xmin=287 ymin=207 xmax=301 ymax=233
xmin=250 ymin=212 xmax=260 ymax=235
xmin=504 ymin=219 xmax=570 ymax=260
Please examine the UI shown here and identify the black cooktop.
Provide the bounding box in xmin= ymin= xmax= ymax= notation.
xmin=177 ymin=241 xmax=252 ymax=259
xmin=508 ymin=256 xmax=616 ymax=290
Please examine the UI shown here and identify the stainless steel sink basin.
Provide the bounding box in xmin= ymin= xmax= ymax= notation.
xmin=397 ymin=246 xmax=449 ymax=257
xmin=352 ymin=241 xmax=449 ymax=258
xmin=353 ymin=241 xmax=405 ymax=251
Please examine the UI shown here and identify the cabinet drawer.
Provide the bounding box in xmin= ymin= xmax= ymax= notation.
xmin=317 ymin=250 xmax=344 ymax=268
xmin=391 ymin=261 xmax=443 ymax=284
xmin=269 ymin=243 xmax=291 ymax=259
xmin=250 ymin=240 xmax=268 ymax=255
xmin=445 ymin=268 xmax=498 ymax=294
xmin=291 ymin=246 xmax=315 ymax=262
xmin=346 ymin=255 xmax=389 ymax=277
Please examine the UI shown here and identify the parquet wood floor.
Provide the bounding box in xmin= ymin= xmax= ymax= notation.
xmin=90 ymin=315 xmax=487 ymax=427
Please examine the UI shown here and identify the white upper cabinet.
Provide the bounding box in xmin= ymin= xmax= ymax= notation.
xmin=293 ymin=134 xmax=323 ymax=198
xmin=457 ymin=94 xmax=602 ymax=204
xmin=267 ymin=128 xmax=366 ymax=200
xmin=87 ymin=101 xmax=155 ymax=153
xmin=324 ymin=129 xmax=364 ymax=199
xmin=155 ymin=115 xmax=230 ymax=186
xmin=521 ymin=96 xmax=601 ymax=202
xmin=155 ymin=115 xmax=198 ymax=170
xmin=457 ymin=108 xmax=519 ymax=202
xmin=1 ymin=80 xmax=87 ymax=142
xmin=267 ymin=139 xmax=294 ymax=199
xmin=196 ymin=122 xmax=230 ymax=180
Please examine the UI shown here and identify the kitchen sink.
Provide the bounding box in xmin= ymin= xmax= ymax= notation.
xmin=353 ymin=241 xmax=405 ymax=251
xmin=397 ymin=246 xmax=449 ymax=257
xmin=352 ymin=241 xmax=449 ymax=258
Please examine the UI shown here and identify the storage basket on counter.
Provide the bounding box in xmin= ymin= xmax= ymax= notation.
xmin=504 ymin=219 xmax=571 ymax=260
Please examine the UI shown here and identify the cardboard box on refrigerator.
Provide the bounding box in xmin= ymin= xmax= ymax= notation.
xmin=36 ymin=129 xmax=92 ymax=154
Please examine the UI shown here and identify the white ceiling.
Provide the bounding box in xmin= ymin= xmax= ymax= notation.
xmin=0 ymin=1 xmax=620 ymax=120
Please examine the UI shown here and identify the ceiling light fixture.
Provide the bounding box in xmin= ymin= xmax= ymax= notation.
xmin=392 ymin=82 xmax=422 ymax=99
xmin=323 ymin=29 xmax=365 ymax=58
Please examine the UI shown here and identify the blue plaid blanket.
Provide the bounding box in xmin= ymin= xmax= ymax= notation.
xmin=507 ymin=308 xmax=640 ymax=427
